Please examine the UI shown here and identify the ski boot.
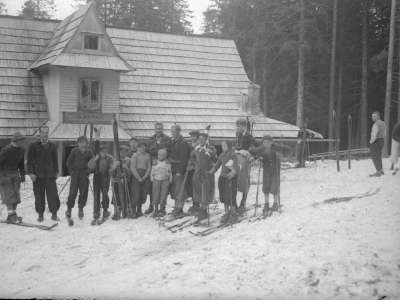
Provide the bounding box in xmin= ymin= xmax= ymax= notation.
xmin=188 ymin=205 xmax=199 ymax=216
xmin=220 ymin=213 xmax=230 ymax=224
xmin=144 ymin=205 xmax=154 ymax=215
xmin=51 ymin=212 xmax=59 ymax=221
xmin=65 ymin=208 xmax=72 ymax=219
xmin=196 ymin=209 xmax=207 ymax=223
xmin=262 ymin=204 xmax=271 ymax=218
xmin=7 ymin=212 xmax=22 ymax=223
xmin=102 ymin=209 xmax=110 ymax=220
xmin=172 ymin=208 xmax=184 ymax=218
xmin=135 ymin=205 xmax=143 ymax=218
xmin=228 ymin=207 xmax=238 ymax=223
xmin=78 ymin=208 xmax=84 ymax=220
xmin=112 ymin=208 xmax=121 ymax=221
xmin=91 ymin=218 xmax=99 ymax=226
xmin=37 ymin=213 xmax=44 ymax=223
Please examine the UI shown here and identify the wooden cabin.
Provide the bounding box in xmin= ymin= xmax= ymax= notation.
xmin=0 ymin=2 xmax=320 ymax=174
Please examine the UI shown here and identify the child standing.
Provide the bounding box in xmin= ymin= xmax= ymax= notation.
xmin=150 ymin=148 xmax=172 ymax=217
xmin=130 ymin=142 xmax=151 ymax=218
xmin=250 ymin=135 xmax=281 ymax=218
xmin=66 ymin=136 xmax=93 ymax=220
xmin=88 ymin=142 xmax=113 ymax=225
xmin=209 ymin=140 xmax=238 ymax=224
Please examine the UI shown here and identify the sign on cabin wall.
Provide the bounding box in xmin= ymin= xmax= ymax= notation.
xmin=63 ymin=111 xmax=114 ymax=124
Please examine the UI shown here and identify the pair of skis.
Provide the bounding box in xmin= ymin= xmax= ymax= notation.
xmin=0 ymin=220 xmax=58 ymax=231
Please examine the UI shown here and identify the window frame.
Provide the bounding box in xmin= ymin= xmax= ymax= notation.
xmin=78 ymin=78 xmax=102 ymax=112
xmin=83 ymin=33 xmax=100 ymax=51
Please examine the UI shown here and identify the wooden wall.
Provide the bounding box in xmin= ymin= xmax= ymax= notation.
xmin=58 ymin=68 xmax=120 ymax=114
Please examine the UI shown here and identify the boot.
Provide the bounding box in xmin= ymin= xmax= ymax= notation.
xmin=196 ymin=208 xmax=207 ymax=223
xmin=112 ymin=208 xmax=121 ymax=220
xmin=238 ymin=195 xmax=247 ymax=214
xmin=220 ymin=213 xmax=230 ymax=224
xmin=262 ymin=204 xmax=271 ymax=218
xmin=102 ymin=209 xmax=110 ymax=220
xmin=172 ymin=208 xmax=184 ymax=217
xmin=78 ymin=208 xmax=84 ymax=220
xmin=51 ymin=212 xmax=59 ymax=221
xmin=91 ymin=218 xmax=99 ymax=226
xmin=7 ymin=212 xmax=20 ymax=223
xmin=144 ymin=205 xmax=154 ymax=215
xmin=65 ymin=208 xmax=72 ymax=219
xmin=136 ymin=204 xmax=143 ymax=217
xmin=188 ymin=205 xmax=199 ymax=215
xmin=152 ymin=205 xmax=159 ymax=218
xmin=37 ymin=213 xmax=44 ymax=222
xmin=228 ymin=208 xmax=238 ymax=223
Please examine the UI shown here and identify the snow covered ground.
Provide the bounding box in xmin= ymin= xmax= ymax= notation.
xmin=0 ymin=158 xmax=399 ymax=299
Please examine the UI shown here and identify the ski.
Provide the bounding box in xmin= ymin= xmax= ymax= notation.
xmin=0 ymin=220 xmax=58 ymax=231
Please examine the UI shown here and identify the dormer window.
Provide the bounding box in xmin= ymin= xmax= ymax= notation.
xmin=84 ymin=34 xmax=99 ymax=50
xmin=79 ymin=78 xmax=101 ymax=111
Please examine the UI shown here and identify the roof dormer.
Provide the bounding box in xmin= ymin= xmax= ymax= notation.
xmin=29 ymin=1 xmax=132 ymax=72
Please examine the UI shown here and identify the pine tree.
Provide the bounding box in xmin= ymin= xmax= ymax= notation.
xmin=19 ymin=0 xmax=55 ymax=19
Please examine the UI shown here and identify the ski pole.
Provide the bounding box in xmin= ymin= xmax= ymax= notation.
xmin=58 ymin=176 xmax=71 ymax=198
xmin=254 ymin=159 xmax=262 ymax=217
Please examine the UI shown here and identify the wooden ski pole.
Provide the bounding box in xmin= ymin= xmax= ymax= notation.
xmin=253 ymin=159 xmax=262 ymax=217
xmin=333 ymin=111 xmax=340 ymax=172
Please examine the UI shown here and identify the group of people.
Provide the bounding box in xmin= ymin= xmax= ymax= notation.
xmin=0 ymin=118 xmax=283 ymax=226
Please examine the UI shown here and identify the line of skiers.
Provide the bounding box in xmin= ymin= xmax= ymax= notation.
xmin=0 ymin=118 xmax=284 ymax=226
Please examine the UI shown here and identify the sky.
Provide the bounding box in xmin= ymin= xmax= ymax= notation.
xmin=3 ymin=0 xmax=210 ymax=33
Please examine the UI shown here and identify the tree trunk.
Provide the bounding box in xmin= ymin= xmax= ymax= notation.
xmin=336 ymin=62 xmax=343 ymax=149
xmin=360 ymin=1 xmax=368 ymax=148
xmin=296 ymin=0 xmax=305 ymax=127
xmin=383 ymin=0 xmax=396 ymax=156
xmin=328 ymin=0 xmax=338 ymax=151
xmin=398 ymin=29 xmax=400 ymax=122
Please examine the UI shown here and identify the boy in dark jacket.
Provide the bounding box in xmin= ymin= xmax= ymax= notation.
xmin=169 ymin=124 xmax=191 ymax=217
xmin=88 ymin=142 xmax=113 ymax=225
xmin=27 ymin=126 xmax=60 ymax=222
xmin=66 ymin=136 xmax=93 ymax=220
xmin=0 ymin=132 xmax=26 ymax=223
xmin=250 ymin=135 xmax=281 ymax=218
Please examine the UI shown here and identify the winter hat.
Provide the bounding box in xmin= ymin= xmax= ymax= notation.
xmin=11 ymin=132 xmax=25 ymax=142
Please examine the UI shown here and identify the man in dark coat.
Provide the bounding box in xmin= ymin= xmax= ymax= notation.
xmin=66 ymin=136 xmax=93 ymax=220
xmin=169 ymin=124 xmax=191 ymax=216
xmin=0 ymin=132 xmax=26 ymax=223
xmin=27 ymin=126 xmax=60 ymax=222
xmin=235 ymin=118 xmax=258 ymax=212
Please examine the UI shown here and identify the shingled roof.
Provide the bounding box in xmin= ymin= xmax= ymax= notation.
xmin=0 ymin=13 xmax=321 ymax=139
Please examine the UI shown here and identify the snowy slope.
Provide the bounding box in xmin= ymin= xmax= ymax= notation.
xmin=0 ymin=159 xmax=399 ymax=299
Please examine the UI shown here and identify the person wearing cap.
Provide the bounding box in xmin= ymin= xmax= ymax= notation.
xmin=235 ymin=118 xmax=258 ymax=213
xmin=169 ymin=124 xmax=192 ymax=217
xmin=88 ymin=140 xmax=113 ymax=225
xmin=249 ymin=135 xmax=281 ymax=217
xmin=27 ymin=126 xmax=60 ymax=222
xmin=186 ymin=129 xmax=200 ymax=214
xmin=65 ymin=136 xmax=93 ymax=220
xmin=191 ymin=132 xmax=217 ymax=222
xmin=0 ymin=132 xmax=26 ymax=223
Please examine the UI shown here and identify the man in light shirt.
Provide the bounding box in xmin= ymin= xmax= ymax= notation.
xmin=369 ymin=111 xmax=386 ymax=177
